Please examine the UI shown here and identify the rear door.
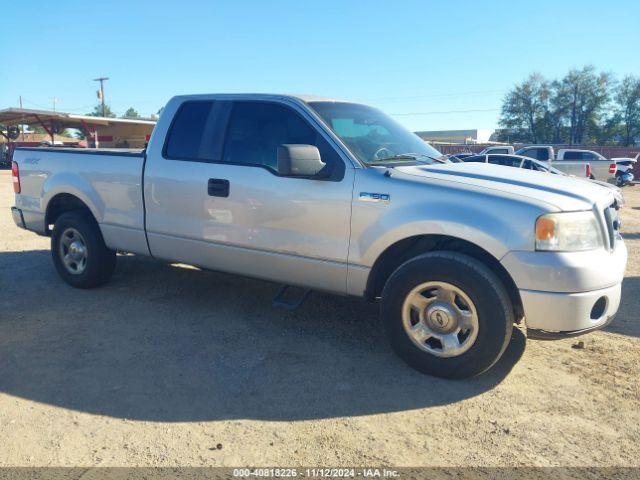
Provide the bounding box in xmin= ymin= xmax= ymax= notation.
xmin=144 ymin=99 xmax=355 ymax=294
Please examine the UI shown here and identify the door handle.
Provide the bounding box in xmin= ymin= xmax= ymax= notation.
xmin=208 ymin=178 xmax=229 ymax=197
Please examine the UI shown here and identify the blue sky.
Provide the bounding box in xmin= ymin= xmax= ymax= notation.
xmin=1 ymin=0 xmax=638 ymax=131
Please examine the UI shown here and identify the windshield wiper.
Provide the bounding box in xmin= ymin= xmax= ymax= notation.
xmin=368 ymin=152 xmax=448 ymax=166
xmin=368 ymin=154 xmax=423 ymax=165
xmin=406 ymin=152 xmax=450 ymax=163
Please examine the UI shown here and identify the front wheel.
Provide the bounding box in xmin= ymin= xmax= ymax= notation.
xmin=381 ymin=252 xmax=514 ymax=379
xmin=51 ymin=212 xmax=116 ymax=288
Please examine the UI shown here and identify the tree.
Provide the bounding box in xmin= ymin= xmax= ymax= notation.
xmin=499 ymin=73 xmax=551 ymax=143
xmin=615 ymin=75 xmax=640 ymax=146
xmin=151 ymin=106 xmax=165 ymax=120
xmin=554 ymin=66 xmax=611 ymax=145
xmin=122 ymin=107 xmax=140 ymax=118
xmin=593 ymin=113 xmax=625 ymax=146
xmin=72 ymin=128 xmax=86 ymax=140
xmin=86 ymin=104 xmax=116 ymax=118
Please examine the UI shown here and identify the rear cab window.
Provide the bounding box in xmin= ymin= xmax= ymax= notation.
xmin=561 ymin=151 xmax=600 ymax=161
xmin=163 ymin=101 xmax=230 ymax=161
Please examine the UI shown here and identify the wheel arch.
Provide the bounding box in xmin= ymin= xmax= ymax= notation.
xmin=364 ymin=234 xmax=523 ymax=320
xmin=45 ymin=193 xmax=98 ymax=234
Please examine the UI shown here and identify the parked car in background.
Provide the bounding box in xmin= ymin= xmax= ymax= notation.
xmin=612 ymin=155 xmax=637 ymax=187
xmin=10 ymin=93 xmax=627 ymax=379
xmin=478 ymin=145 xmax=514 ymax=155
xmin=447 ymin=152 xmax=475 ymax=162
xmin=461 ymin=153 xmax=624 ymax=205
xmin=515 ymin=145 xmax=616 ymax=182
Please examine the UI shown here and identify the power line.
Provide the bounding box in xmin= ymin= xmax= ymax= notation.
xmin=364 ymin=89 xmax=506 ymax=102
xmin=390 ymin=108 xmax=500 ymax=116
xmin=20 ymin=97 xmax=50 ymax=109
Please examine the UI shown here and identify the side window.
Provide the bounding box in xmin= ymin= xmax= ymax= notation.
xmin=464 ymin=155 xmax=486 ymax=163
xmin=488 ymin=155 xmax=520 ymax=167
xmin=539 ymin=148 xmax=551 ymax=161
xmin=562 ymin=151 xmax=580 ymax=160
xmin=519 ymin=148 xmax=535 ymax=159
xmin=522 ymin=148 xmax=550 ymax=161
xmin=222 ymin=101 xmax=341 ymax=176
xmin=164 ymin=101 xmax=227 ymax=161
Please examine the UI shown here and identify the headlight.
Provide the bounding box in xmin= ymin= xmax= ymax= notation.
xmin=535 ymin=211 xmax=603 ymax=251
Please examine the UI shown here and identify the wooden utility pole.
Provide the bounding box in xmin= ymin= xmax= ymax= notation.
xmin=19 ymin=96 xmax=24 ymax=140
xmin=93 ymin=77 xmax=109 ymax=117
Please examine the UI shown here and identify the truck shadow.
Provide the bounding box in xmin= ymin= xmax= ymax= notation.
xmin=1 ymin=250 xmax=528 ymax=422
xmin=603 ymin=276 xmax=640 ymax=338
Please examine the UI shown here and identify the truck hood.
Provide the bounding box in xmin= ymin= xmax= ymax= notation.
xmin=393 ymin=162 xmax=614 ymax=211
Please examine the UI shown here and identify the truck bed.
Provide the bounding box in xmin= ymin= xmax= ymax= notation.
xmin=16 ymin=147 xmax=144 ymax=157
xmin=12 ymin=147 xmax=148 ymax=255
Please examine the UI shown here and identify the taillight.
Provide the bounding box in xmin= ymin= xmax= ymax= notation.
xmin=11 ymin=161 xmax=20 ymax=194
xmin=609 ymin=163 xmax=617 ymax=174
xmin=585 ymin=164 xmax=592 ymax=178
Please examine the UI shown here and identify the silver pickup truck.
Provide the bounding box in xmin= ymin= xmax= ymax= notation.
xmin=10 ymin=94 xmax=627 ymax=379
xmin=515 ymin=145 xmax=616 ymax=181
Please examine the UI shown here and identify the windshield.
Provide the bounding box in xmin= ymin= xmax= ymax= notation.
xmin=308 ymin=101 xmax=444 ymax=165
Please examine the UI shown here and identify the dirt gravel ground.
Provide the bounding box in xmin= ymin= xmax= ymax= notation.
xmin=0 ymin=169 xmax=638 ymax=468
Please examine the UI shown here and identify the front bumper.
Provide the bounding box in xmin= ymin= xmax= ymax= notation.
xmin=502 ymin=240 xmax=627 ymax=338
xmin=520 ymin=282 xmax=621 ymax=338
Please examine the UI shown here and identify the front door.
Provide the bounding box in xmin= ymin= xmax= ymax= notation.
xmin=144 ymin=99 xmax=354 ymax=294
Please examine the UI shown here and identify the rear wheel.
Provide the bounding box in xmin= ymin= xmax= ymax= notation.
xmin=381 ymin=252 xmax=513 ymax=379
xmin=51 ymin=212 xmax=116 ymax=288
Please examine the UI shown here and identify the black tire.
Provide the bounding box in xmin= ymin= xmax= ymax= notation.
xmin=51 ymin=211 xmax=116 ymax=288
xmin=381 ymin=251 xmax=513 ymax=379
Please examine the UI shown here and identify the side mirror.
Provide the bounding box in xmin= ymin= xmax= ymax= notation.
xmin=277 ymin=144 xmax=327 ymax=178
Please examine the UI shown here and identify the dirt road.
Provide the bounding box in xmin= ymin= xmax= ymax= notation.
xmin=0 ymin=169 xmax=638 ymax=467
